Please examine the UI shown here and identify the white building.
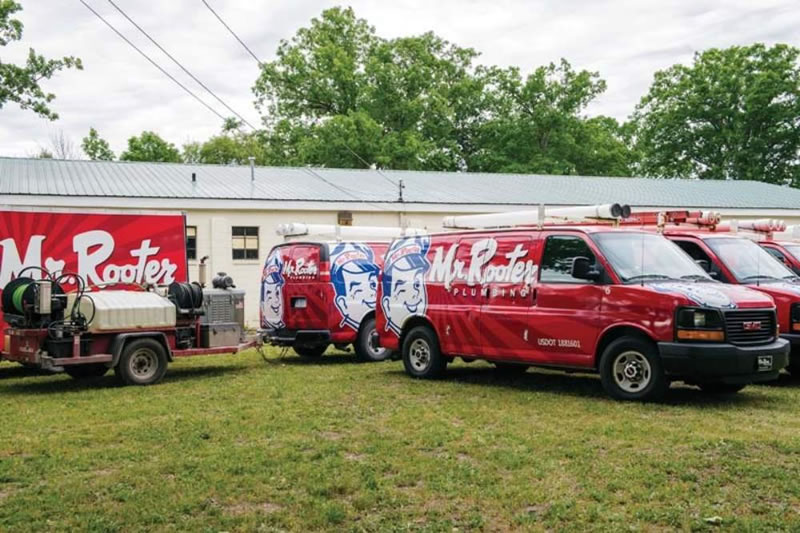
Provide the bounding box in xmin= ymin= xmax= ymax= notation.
xmin=3 ymin=156 xmax=800 ymax=326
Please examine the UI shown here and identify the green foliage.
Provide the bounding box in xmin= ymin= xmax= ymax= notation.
xmin=633 ymin=43 xmax=800 ymax=186
xmin=81 ymin=127 xmax=114 ymax=161
xmin=120 ymin=131 xmax=180 ymax=162
xmin=0 ymin=0 xmax=82 ymax=120
xmin=253 ymin=7 xmax=627 ymax=176
xmin=181 ymin=121 xmax=268 ymax=165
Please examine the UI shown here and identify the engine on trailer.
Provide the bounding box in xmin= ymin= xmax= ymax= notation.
xmin=1 ymin=268 xmax=245 ymax=362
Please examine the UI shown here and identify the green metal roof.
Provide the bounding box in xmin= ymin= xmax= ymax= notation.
xmin=0 ymin=156 xmax=798 ymax=209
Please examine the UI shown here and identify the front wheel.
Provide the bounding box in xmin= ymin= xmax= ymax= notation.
xmin=402 ymin=326 xmax=447 ymax=379
xmin=64 ymin=363 xmax=109 ymax=380
xmin=115 ymin=338 xmax=168 ymax=386
xmin=699 ymin=383 xmax=746 ymax=394
xmin=599 ymin=337 xmax=667 ymax=402
xmin=355 ymin=317 xmax=391 ymax=362
xmin=293 ymin=344 xmax=329 ymax=358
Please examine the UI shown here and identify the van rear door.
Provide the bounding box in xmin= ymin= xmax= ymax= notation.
xmin=283 ymin=244 xmax=326 ymax=331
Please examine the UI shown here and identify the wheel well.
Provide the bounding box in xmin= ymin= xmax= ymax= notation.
xmin=111 ymin=333 xmax=171 ymax=367
xmin=594 ymin=326 xmax=655 ymax=367
xmin=357 ymin=310 xmax=376 ymax=335
xmin=399 ymin=315 xmax=437 ymax=350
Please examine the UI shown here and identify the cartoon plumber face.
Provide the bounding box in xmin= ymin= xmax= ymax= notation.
xmin=261 ymin=250 xmax=286 ymax=329
xmin=380 ymin=236 xmax=431 ymax=336
xmin=330 ymin=242 xmax=380 ymax=330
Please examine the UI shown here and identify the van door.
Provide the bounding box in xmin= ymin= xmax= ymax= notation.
xmin=283 ymin=244 xmax=325 ymax=331
xmin=438 ymin=236 xmax=486 ymax=356
xmin=529 ymin=233 xmax=603 ymax=367
xmin=479 ymin=234 xmax=538 ymax=359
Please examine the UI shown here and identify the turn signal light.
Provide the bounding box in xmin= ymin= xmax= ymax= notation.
xmin=792 ymin=323 xmax=800 ymax=332
xmin=677 ymin=329 xmax=725 ymax=341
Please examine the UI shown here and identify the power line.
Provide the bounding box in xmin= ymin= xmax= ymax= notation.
xmin=301 ymin=167 xmax=394 ymax=212
xmin=201 ymin=0 xmax=263 ymax=67
xmin=78 ymin=0 xmax=228 ymax=124
xmin=106 ymin=0 xmax=257 ymax=130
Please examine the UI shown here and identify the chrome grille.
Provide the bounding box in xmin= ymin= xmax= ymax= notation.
xmin=724 ymin=309 xmax=776 ymax=345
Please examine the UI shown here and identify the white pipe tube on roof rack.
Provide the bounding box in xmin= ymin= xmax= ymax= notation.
xmin=442 ymin=203 xmax=629 ymax=229
xmin=773 ymin=225 xmax=800 ymax=240
xmin=276 ymin=223 xmax=426 ymax=239
xmin=716 ymin=219 xmax=786 ymax=233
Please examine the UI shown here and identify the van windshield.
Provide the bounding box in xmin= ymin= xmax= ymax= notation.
xmin=593 ymin=232 xmax=712 ymax=283
xmin=783 ymin=245 xmax=800 ymax=263
xmin=705 ymin=237 xmax=796 ymax=282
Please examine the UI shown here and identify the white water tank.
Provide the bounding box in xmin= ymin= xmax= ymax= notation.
xmin=67 ymin=291 xmax=177 ymax=333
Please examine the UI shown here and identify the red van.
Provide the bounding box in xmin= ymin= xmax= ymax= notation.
xmin=260 ymin=240 xmax=391 ymax=361
xmin=658 ymin=229 xmax=800 ymax=375
xmin=375 ymin=227 xmax=789 ymax=401
xmin=760 ymin=240 xmax=800 ymax=276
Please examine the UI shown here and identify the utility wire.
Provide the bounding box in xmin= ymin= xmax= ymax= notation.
xmin=201 ymin=0 xmax=263 ymax=67
xmin=301 ymin=167 xmax=394 ymax=212
xmin=106 ymin=0 xmax=257 ymax=130
xmin=78 ymin=0 xmax=228 ymax=123
xmin=342 ymin=144 xmax=398 ymax=187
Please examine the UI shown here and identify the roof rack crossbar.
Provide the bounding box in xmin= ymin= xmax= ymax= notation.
xmin=276 ymin=223 xmax=426 ymax=241
xmin=442 ymin=203 xmax=631 ymax=230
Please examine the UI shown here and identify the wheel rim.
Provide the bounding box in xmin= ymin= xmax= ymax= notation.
xmin=408 ymin=338 xmax=431 ymax=372
xmin=367 ymin=329 xmax=387 ymax=358
xmin=612 ymin=350 xmax=651 ymax=393
xmin=129 ymin=349 xmax=158 ymax=381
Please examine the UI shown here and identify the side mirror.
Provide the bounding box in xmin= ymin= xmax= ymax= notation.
xmin=571 ymin=256 xmax=601 ymax=282
xmin=695 ymin=259 xmax=710 ymax=272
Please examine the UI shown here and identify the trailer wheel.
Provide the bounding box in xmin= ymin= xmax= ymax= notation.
xmin=402 ymin=326 xmax=447 ymax=379
xmin=698 ymin=383 xmax=747 ymax=394
xmin=115 ymin=338 xmax=168 ymax=386
xmin=293 ymin=344 xmax=328 ymax=358
xmin=355 ymin=317 xmax=390 ymax=362
xmin=599 ymin=336 xmax=667 ymax=402
xmin=64 ymin=364 xmax=109 ymax=380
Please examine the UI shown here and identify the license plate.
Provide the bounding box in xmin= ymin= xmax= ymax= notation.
xmin=757 ymin=355 xmax=773 ymax=372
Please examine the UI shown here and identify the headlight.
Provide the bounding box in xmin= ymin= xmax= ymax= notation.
xmin=676 ymin=307 xmax=724 ymax=342
xmin=792 ymin=304 xmax=800 ymax=332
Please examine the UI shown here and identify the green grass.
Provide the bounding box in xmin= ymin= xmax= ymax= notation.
xmin=1 ymin=348 xmax=800 ymax=532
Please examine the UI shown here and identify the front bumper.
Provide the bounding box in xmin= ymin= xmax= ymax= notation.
xmin=658 ymin=338 xmax=789 ymax=384
xmin=781 ymin=333 xmax=800 ymax=350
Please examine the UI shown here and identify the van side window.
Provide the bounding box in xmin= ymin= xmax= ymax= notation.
xmin=764 ymin=247 xmax=788 ymax=264
xmin=540 ymin=235 xmax=596 ymax=283
xmin=673 ymin=240 xmax=729 ymax=282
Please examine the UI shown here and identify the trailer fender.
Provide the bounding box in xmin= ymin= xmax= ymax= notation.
xmin=110 ymin=332 xmax=172 ymax=367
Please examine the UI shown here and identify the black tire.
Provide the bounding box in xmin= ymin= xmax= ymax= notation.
xmin=114 ymin=338 xmax=168 ymax=386
xmin=64 ymin=363 xmax=109 ymax=380
xmin=599 ymin=336 xmax=667 ymax=402
xmin=333 ymin=343 xmax=351 ymax=352
xmin=355 ymin=317 xmax=391 ymax=362
xmin=699 ymin=383 xmax=747 ymax=394
xmin=402 ymin=326 xmax=447 ymax=379
xmin=787 ymin=351 xmax=800 ymax=376
xmin=293 ymin=343 xmax=329 ymax=358
xmin=493 ymin=362 xmax=528 ymax=375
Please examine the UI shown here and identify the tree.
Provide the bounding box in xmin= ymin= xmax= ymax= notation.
xmin=47 ymin=129 xmax=80 ymax=159
xmin=0 ymin=0 xmax=82 ymax=120
xmin=182 ymin=120 xmax=268 ymax=165
xmin=81 ymin=127 xmax=114 ymax=161
xmin=468 ymin=60 xmax=632 ymax=176
xmin=632 ymin=44 xmax=800 ymax=186
xmin=120 ymin=131 xmax=180 ymax=162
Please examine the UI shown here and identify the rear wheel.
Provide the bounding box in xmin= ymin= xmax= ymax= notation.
xmin=293 ymin=343 xmax=329 ymax=358
xmin=64 ymin=363 xmax=109 ymax=380
xmin=115 ymin=338 xmax=168 ymax=386
xmin=402 ymin=326 xmax=447 ymax=379
xmin=355 ymin=317 xmax=390 ymax=362
xmin=599 ymin=337 xmax=667 ymax=402
xmin=699 ymin=383 xmax=747 ymax=394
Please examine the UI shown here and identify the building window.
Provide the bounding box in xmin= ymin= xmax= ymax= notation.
xmin=185 ymin=226 xmax=197 ymax=260
xmin=337 ymin=211 xmax=353 ymax=226
xmin=232 ymin=226 xmax=259 ymax=260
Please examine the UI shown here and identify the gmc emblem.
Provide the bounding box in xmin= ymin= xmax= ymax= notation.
xmin=742 ymin=321 xmax=762 ymax=331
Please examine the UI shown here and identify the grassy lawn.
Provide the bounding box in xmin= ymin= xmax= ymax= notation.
xmin=1 ymin=348 xmax=800 ymax=532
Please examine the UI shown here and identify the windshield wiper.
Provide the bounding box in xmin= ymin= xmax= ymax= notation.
xmin=679 ymin=274 xmax=709 ymax=282
xmin=782 ymin=275 xmax=800 ymax=282
xmin=741 ymin=275 xmax=781 ymax=282
xmin=625 ymin=274 xmax=675 ymax=283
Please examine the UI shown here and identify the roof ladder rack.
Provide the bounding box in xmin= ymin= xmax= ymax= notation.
xmin=441 ymin=203 xmax=632 ymax=230
xmin=276 ymin=223 xmax=427 ymax=242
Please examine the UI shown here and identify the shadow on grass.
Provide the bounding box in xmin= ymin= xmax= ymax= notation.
xmin=274 ymin=352 xmax=363 ymax=366
xmin=384 ymin=364 xmax=777 ymax=407
xmin=0 ymin=364 xmax=248 ymax=396
xmin=756 ymin=371 xmax=800 ymax=388
xmin=0 ymin=364 xmax=52 ymax=380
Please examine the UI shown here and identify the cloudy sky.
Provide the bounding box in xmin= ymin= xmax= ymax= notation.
xmin=1 ymin=0 xmax=798 ymax=158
